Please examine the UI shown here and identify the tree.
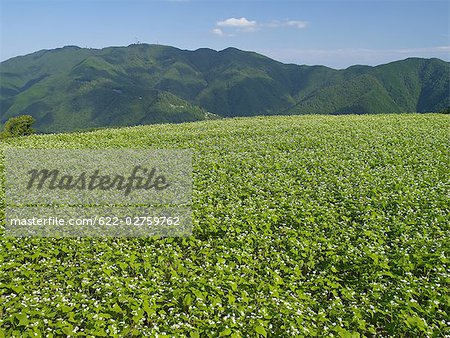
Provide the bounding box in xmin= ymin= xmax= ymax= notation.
xmin=1 ymin=115 xmax=36 ymax=139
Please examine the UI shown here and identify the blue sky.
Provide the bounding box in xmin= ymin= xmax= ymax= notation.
xmin=0 ymin=0 xmax=449 ymax=69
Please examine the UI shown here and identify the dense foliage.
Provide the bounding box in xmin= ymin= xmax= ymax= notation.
xmin=1 ymin=44 xmax=449 ymax=132
xmin=0 ymin=115 xmax=35 ymax=139
xmin=0 ymin=114 xmax=449 ymax=337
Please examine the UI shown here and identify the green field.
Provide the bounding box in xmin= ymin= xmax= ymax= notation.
xmin=0 ymin=114 xmax=449 ymax=337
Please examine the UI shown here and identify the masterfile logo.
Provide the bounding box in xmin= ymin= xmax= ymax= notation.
xmin=26 ymin=165 xmax=170 ymax=196
xmin=5 ymin=149 xmax=191 ymax=205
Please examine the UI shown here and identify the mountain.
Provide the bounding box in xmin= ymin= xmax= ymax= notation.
xmin=1 ymin=44 xmax=449 ymax=132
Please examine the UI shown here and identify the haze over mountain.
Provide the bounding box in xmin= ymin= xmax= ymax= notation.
xmin=1 ymin=44 xmax=449 ymax=133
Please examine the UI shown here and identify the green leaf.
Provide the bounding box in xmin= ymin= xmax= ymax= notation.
xmin=16 ymin=313 xmax=29 ymax=326
xmin=61 ymin=304 xmax=73 ymax=313
xmin=183 ymin=293 xmax=193 ymax=306
xmin=254 ymin=325 xmax=267 ymax=337
xmin=405 ymin=315 xmax=427 ymax=331
xmin=132 ymin=309 xmax=144 ymax=324
xmin=111 ymin=303 xmax=123 ymax=314
xmin=220 ymin=328 xmax=232 ymax=336
xmin=190 ymin=332 xmax=200 ymax=338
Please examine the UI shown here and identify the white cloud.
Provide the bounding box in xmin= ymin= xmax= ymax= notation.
xmin=437 ymin=46 xmax=450 ymax=52
xmin=217 ymin=17 xmax=257 ymax=29
xmin=211 ymin=17 xmax=308 ymax=37
xmin=285 ymin=20 xmax=308 ymax=29
xmin=211 ymin=28 xmax=225 ymax=36
xmin=267 ymin=20 xmax=308 ymax=29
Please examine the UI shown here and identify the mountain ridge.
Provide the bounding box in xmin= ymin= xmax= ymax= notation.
xmin=1 ymin=44 xmax=449 ymax=132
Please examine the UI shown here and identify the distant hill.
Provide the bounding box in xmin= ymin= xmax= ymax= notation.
xmin=1 ymin=44 xmax=449 ymax=132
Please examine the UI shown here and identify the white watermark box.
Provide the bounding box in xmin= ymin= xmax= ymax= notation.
xmin=5 ymin=149 xmax=192 ymax=237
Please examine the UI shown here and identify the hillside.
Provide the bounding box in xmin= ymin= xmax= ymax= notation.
xmin=0 ymin=114 xmax=449 ymax=336
xmin=1 ymin=44 xmax=449 ymax=132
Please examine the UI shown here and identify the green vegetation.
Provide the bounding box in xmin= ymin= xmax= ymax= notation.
xmin=1 ymin=44 xmax=449 ymax=132
xmin=0 ymin=114 xmax=449 ymax=336
xmin=0 ymin=115 xmax=35 ymax=139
